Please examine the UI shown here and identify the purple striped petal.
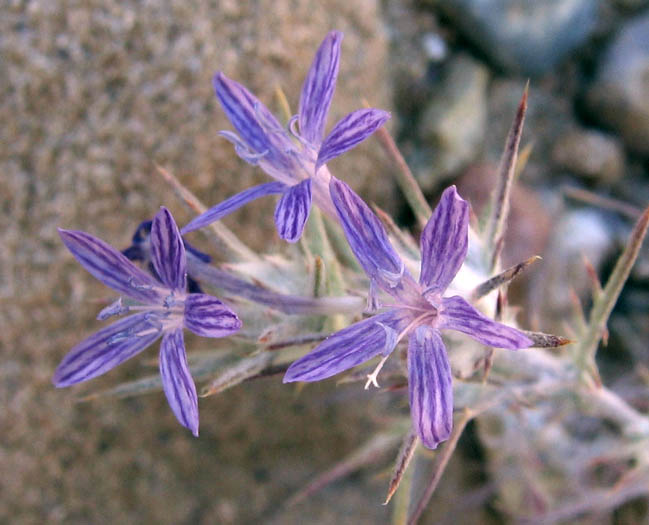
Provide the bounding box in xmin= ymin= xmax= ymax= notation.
xmin=184 ymin=293 xmax=242 ymax=338
xmin=274 ymin=178 xmax=312 ymax=243
xmin=408 ymin=326 xmax=453 ymax=449
xmin=330 ymin=177 xmax=411 ymax=296
xmin=419 ymin=186 xmax=469 ymax=292
xmin=58 ymin=229 xmax=162 ymax=304
xmin=283 ymin=308 xmax=414 ymax=383
xmin=53 ymin=313 xmax=161 ymax=387
xmin=439 ymin=296 xmax=533 ymax=349
xmin=181 ymin=182 xmax=287 ymax=234
xmin=159 ymin=329 xmax=199 ymax=436
xmin=299 ymin=31 xmax=342 ymax=145
xmin=213 ymin=72 xmax=296 ymax=173
xmin=151 ymin=207 xmax=186 ymax=292
xmin=316 ymin=108 xmax=390 ymax=172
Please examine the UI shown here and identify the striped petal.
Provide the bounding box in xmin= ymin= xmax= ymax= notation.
xmin=53 ymin=313 xmax=161 ymax=387
xmin=408 ymin=326 xmax=453 ymax=449
xmin=213 ymin=72 xmax=296 ymax=174
xmin=181 ymin=182 xmax=287 ymax=234
xmin=159 ymin=329 xmax=199 ymax=436
xmin=58 ymin=229 xmax=162 ymax=304
xmin=439 ymin=296 xmax=533 ymax=349
xmin=274 ymin=178 xmax=312 ymax=243
xmin=183 ymin=293 xmax=242 ymax=338
xmin=419 ymin=186 xmax=469 ymax=292
xmin=283 ymin=308 xmax=413 ymax=383
xmin=299 ymin=31 xmax=342 ymax=145
xmin=330 ymin=177 xmax=413 ymax=298
xmin=151 ymin=207 xmax=186 ymax=292
xmin=316 ymin=108 xmax=390 ymax=172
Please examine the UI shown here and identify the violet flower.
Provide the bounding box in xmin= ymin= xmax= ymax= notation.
xmin=284 ymin=179 xmax=532 ymax=449
xmin=181 ymin=31 xmax=390 ymax=242
xmin=54 ymin=207 xmax=242 ymax=436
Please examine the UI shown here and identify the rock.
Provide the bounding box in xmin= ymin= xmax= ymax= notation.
xmin=552 ymin=128 xmax=625 ymax=182
xmin=431 ymin=0 xmax=599 ymax=75
xmin=415 ymin=54 xmax=489 ymax=190
xmin=587 ymin=12 xmax=649 ymax=155
xmin=612 ymin=0 xmax=649 ymax=11
xmin=531 ymin=208 xmax=615 ymax=329
xmin=383 ymin=1 xmax=449 ymax=116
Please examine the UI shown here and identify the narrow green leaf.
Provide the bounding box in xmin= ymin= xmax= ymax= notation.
xmin=577 ymin=205 xmax=649 ymax=371
xmin=200 ymin=351 xmax=274 ymax=397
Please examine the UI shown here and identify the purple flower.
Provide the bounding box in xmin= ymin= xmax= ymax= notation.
xmin=181 ymin=31 xmax=390 ymax=243
xmin=284 ymin=179 xmax=532 ymax=449
xmin=54 ymin=207 xmax=242 ymax=436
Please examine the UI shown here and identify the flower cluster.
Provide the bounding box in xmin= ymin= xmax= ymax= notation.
xmin=55 ymin=31 xmax=532 ymax=448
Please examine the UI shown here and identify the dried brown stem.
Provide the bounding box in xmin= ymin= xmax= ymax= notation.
xmin=563 ymin=185 xmax=643 ymax=220
xmin=384 ymin=429 xmax=419 ymax=505
xmin=408 ymin=409 xmax=473 ymax=524
xmin=470 ymin=255 xmax=541 ymax=301
xmin=155 ymin=164 xmax=257 ymax=261
xmin=484 ymin=85 xmax=528 ymax=271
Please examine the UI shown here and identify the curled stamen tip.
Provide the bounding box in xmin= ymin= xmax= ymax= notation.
xmin=128 ymin=277 xmax=153 ymax=291
xmin=163 ymin=294 xmax=177 ymax=308
xmin=97 ymin=297 xmax=129 ymax=320
xmin=107 ymin=331 xmax=131 ymax=345
xmin=378 ymin=260 xmax=406 ymax=288
xmin=364 ymin=375 xmax=380 ymax=390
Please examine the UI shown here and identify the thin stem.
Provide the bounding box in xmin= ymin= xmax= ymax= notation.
xmin=364 ymin=100 xmax=431 ymax=227
xmin=408 ymin=409 xmax=473 ymax=524
xmin=385 ymin=429 xmax=419 ymax=506
xmin=484 ymin=85 xmax=528 ymax=272
xmin=576 ymin=205 xmax=649 ymax=372
xmin=187 ymin=257 xmax=364 ymax=316
xmin=155 ymin=164 xmax=258 ymax=262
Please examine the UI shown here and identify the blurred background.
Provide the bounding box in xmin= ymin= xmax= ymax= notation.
xmin=1 ymin=0 xmax=648 ymax=523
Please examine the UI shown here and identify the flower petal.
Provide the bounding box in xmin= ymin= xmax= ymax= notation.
xmin=283 ymin=309 xmax=413 ymax=383
xmin=419 ymin=186 xmax=469 ymax=292
xmin=213 ymin=72 xmax=296 ymax=173
xmin=181 ymin=182 xmax=287 ymax=234
xmin=151 ymin=207 xmax=187 ymax=292
xmin=299 ymin=31 xmax=342 ymax=145
xmin=316 ymin=108 xmax=390 ymax=171
xmin=159 ymin=329 xmax=199 ymax=436
xmin=330 ymin=177 xmax=413 ymax=297
xmin=408 ymin=326 xmax=453 ymax=449
xmin=274 ymin=178 xmax=312 ymax=243
xmin=184 ymin=293 xmax=242 ymax=338
xmin=439 ymin=296 xmax=533 ymax=349
xmin=58 ymin=229 xmax=162 ymax=304
xmin=53 ymin=313 xmax=161 ymax=387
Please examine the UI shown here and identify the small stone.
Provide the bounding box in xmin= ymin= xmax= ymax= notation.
xmin=532 ymin=208 xmax=615 ymax=328
xmin=552 ymin=128 xmax=625 ymax=182
xmin=415 ymin=54 xmax=489 ymax=190
xmin=431 ymin=0 xmax=599 ymax=75
xmin=586 ymin=13 xmax=649 ymax=155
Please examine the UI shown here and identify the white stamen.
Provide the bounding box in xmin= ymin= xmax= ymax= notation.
xmin=365 ymin=354 xmax=391 ymax=390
